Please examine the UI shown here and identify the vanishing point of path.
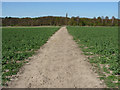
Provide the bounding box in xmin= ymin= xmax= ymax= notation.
xmin=7 ymin=27 xmax=106 ymax=88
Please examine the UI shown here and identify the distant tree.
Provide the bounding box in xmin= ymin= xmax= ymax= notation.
xmin=105 ymin=16 xmax=109 ymax=24
xmin=112 ymin=16 xmax=115 ymax=26
xmin=2 ymin=16 xmax=118 ymax=26
xmin=101 ymin=16 xmax=104 ymax=25
xmin=76 ymin=16 xmax=79 ymax=26
xmin=81 ymin=21 xmax=85 ymax=26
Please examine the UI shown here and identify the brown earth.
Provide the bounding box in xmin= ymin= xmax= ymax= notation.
xmin=7 ymin=27 xmax=106 ymax=88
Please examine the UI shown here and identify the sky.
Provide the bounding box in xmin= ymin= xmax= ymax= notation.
xmin=2 ymin=2 xmax=118 ymax=18
xmin=1 ymin=0 xmax=120 ymax=2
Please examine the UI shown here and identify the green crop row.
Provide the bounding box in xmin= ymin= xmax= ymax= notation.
xmin=67 ymin=26 xmax=119 ymax=88
xmin=2 ymin=27 xmax=60 ymax=86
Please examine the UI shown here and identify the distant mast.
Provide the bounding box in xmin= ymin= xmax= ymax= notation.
xmin=66 ymin=13 xmax=68 ymax=18
xmin=66 ymin=13 xmax=68 ymax=25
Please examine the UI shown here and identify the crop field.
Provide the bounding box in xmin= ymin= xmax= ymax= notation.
xmin=2 ymin=27 xmax=59 ymax=85
xmin=67 ymin=26 xmax=119 ymax=88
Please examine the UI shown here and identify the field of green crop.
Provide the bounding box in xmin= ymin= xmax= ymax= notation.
xmin=2 ymin=27 xmax=59 ymax=86
xmin=67 ymin=26 xmax=119 ymax=88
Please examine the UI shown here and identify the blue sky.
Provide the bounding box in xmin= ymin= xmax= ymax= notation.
xmin=1 ymin=0 xmax=120 ymax=2
xmin=2 ymin=2 xmax=118 ymax=18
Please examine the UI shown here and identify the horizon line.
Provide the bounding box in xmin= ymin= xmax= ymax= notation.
xmin=0 ymin=15 xmax=118 ymax=19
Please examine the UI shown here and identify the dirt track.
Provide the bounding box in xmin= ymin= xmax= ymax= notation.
xmin=7 ymin=27 xmax=106 ymax=88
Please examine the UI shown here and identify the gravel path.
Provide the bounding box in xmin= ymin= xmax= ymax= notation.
xmin=7 ymin=27 xmax=106 ymax=88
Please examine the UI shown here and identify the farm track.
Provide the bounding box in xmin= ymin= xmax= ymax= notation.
xmin=7 ymin=27 xmax=106 ymax=88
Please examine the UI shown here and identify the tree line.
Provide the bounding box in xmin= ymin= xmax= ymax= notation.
xmin=1 ymin=16 xmax=118 ymax=26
